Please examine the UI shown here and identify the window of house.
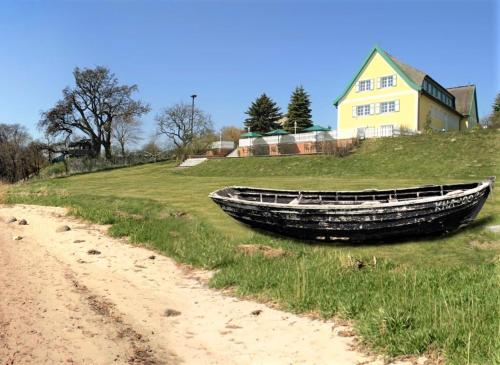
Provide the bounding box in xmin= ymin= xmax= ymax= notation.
xmin=358 ymin=79 xmax=372 ymax=92
xmin=356 ymin=104 xmax=371 ymax=116
xmin=380 ymin=101 xmax=396 ymax=113
xmin=380 ymin=75 xmax=394 ymax=88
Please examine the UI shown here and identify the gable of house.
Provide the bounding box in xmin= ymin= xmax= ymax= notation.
xmin=447 ymin=85 xmax=479 ymax=129
xmin=334 ymin=46 xmax=479 ymax=134
xmin=333 ymin=46 xmax=420 ymax=107
xmin=334 ymin=46 xmax=420 ymax=133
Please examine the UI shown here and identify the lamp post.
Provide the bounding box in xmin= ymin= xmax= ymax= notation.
xmin=219 ymin=130 xmax=222 ymax=154
xmin=190 ymin=94 xmax=197 ymax=140
xmin=247 ymin=127 xmax=252 ymax=157
xmin=294 ymin=121 xmax=297 ymax=135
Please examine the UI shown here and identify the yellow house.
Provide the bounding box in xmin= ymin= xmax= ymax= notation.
xmin=333 ymin=46 xmax=479 ymax=137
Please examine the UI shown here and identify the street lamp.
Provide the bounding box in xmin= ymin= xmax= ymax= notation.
xmin=190 ymin=94 xmax=197 ymax=139
xmin=219 ymin=130 xmax=222 ymax=154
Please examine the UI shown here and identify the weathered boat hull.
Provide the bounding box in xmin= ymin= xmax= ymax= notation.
xmin=209 ymin=179 xmax=493 ymax=242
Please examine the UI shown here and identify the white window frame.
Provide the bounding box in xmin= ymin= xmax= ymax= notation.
xmin=380 ymin=101 xmax=395 ymax=113
xmin=356 ymin=104 xmax=371 ymax=116
xmin=378 ymin=100 xmax=399 ymax=114
xmin=358 ymin=79 xmax=372 ymax=92
xmin=380 ymin=75 xmax=394 ymax=88
xmin=388 ymin=101 xmax=396 ymax=112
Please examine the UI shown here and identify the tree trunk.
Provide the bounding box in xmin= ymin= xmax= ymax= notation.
xmin=103 ymin=130 xmax=112 ymax=160
xmin=104 ymin=143 xmax=112 ymax=160
xmin=90 ymin=141 xmax=101 ymax=158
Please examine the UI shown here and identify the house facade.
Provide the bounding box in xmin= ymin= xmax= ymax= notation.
xmin=334 ymin=46 xmax=479 ymax=136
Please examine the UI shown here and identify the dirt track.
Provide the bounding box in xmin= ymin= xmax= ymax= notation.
xmin=0 ymin=205 xmax=414 ymax=365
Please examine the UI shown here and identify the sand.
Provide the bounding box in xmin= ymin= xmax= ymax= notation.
xmin=0 ymin=204 xmax=416 ymax=365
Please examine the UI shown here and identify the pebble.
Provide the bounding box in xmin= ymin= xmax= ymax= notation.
xmin=6 ymin=217 xmax=17 ymax=223
xmin=74 ymin=240 xmax=86 ymax=243
xmin=251 ymin=309 xmax=263 ymax=316
xmin=163 ymin=309 xmax=181 ymax=317
xmin=148 ymin=255 xmax=156 ymax=260
xmin=13 ymin=236 xmax=23 ymax=241
xmin=87 ymin=249 xmax=101 ymax=255
xmin=56 ymin=225 xmax=71 ymax=232
xmin=18 ymin=219 xmax=28 ymax=225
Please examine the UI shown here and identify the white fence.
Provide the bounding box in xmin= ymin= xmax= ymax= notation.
xmin=210 ymin=141 xmax=235 ymax=149
xmin=238 ymin=126 xmax=413 ymax=147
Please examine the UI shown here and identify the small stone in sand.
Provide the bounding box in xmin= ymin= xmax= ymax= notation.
xmin=56 ymin=225 xmax=71 ymax=232
xmin=18 ymin=219 xmax=28 ymax=225
xmin=12 ymin=236 xmax=23 ymax=241
xmin=163 ymin=309 xmax=181 ymax=317
xmin=87 ymin=249 xmax=101 ymax=255
xmin=148 ymin=255 xmax=156 ymax=260
xmin=6 ymin=217 xmax=17 ymax=223
xmin=251 ymin=309 xmax=263 ymax=316
xmin=74 ymin=240 xmax=85 ymax=243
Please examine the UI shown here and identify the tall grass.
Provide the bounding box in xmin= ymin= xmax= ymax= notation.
xmin=5 ymin=130 xmax=500 ymax=364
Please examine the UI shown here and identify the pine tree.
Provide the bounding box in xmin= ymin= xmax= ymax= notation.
xmin=489 ymin=93 xmax=500 ymax=128
xmin=244 ymin=93 xmax=282 ymax=133
xmin=284 ymin=86 xmax=313 ymax=133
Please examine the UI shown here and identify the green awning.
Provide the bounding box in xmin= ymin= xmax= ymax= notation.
xmin=303 ymin=125 xmax=331 ymax=132
xmin=240 ymin=131 xmax=262 ymax=138
xmin=265 ymin=129 xmax=289 ymax=136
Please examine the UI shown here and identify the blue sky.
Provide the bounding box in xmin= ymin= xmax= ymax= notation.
xmin=0 ymin=0 xmax=497 ymax=139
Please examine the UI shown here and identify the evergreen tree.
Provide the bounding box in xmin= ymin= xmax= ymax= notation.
xmin=284 ymin=86 xmax=313 ymax=133
xmin=244 ymin=93 xmax=282 ymax=133
xmin=489 ymin=92 xmax=500 ymax=128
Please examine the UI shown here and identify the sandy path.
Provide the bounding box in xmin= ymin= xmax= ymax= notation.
xmin=0 ymin=204 xmax=411 ymax=365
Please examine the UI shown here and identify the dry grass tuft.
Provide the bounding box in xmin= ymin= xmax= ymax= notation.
xmin=470 ymin=240 xmax=500 ymax=250
xmin=236 ymin=244 xmax=291 ymax=258
xmin=0 ymin=182 xmax=9 ymax=203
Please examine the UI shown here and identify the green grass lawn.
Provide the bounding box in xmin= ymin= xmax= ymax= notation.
xmin=6 ymin=130 xmax=500 ymax=364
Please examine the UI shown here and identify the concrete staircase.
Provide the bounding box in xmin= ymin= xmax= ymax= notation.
xmin=178 ymin=157 xmax=208 ymax=168
xmin=226 ymin=149 xmax=239 ymax=158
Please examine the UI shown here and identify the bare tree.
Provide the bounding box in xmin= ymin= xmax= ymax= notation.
xmin=112 ymin=115 xmax=143 ymax=156
xmin=0 ymin=124 xmax=46 ymax=182
xmin=221 ymin=126 xmax=242 ymax=142
xmin=156 ymin=102 xmax=213 ymax=158
xmin=39 ymin=66 xmax=150 ymax=159
xmin=142 ymin=137 xmax=164 ymax=162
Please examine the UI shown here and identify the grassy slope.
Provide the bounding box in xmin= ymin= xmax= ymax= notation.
xmin=180 ymin=131 xmax=498 ymax=179
xmin=7 ymin=130 xmax=500 ymax=364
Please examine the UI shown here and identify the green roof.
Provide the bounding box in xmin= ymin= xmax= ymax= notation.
xmin=333 ymin=45 xmax=422 ymax=107
xmin=303 ymin=124 xmax=331 ymax=132
xmin=240 ymin=131 xmax=262 ymax=138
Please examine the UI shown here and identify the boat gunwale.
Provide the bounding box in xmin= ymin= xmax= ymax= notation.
xmin=209 ymin=179 xmax=494 ymax=211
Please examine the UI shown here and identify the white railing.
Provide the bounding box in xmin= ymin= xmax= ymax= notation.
xmin=239 ymin=131 xmax=338 ymax=147
xmin=210 ymin=141 xmax=235 ymax=149
xmin=238 ymin=126 xmax=417 ymax=147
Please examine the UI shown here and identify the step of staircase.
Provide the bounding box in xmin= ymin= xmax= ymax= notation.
xmin=226 ymin=149 xmax=239 ymax=158
xmin=178 ymin=157 xmax=208 ymax=168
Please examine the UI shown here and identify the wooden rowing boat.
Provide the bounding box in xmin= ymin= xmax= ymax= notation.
xmin=209 ymin=178 xmax=495 ymax=242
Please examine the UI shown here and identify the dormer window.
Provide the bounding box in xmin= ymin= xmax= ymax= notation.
xmin=357 ymin=79 xmax=373 ymax=92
